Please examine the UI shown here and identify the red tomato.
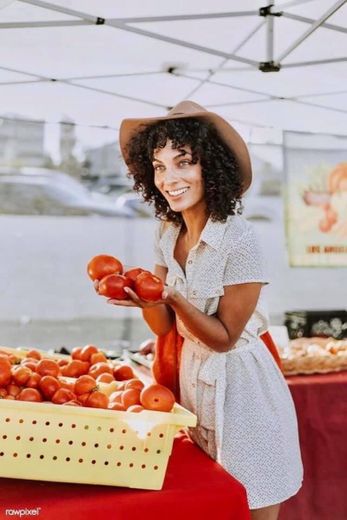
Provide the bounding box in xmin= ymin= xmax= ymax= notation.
xmin=11 ymin=366 xmax=32 ymax=386
xmin=36 ymin=359 xmax=60 ymax=378
xmin=0 ymin=388 xmax=8 ymax=398
xmin=87 ymin=254 xmax=123 ymax=281
xmin=26 ymin=373 xmax=41 ymax=389
xmin=127 ymin=405 xmax=144 ymax=413
xmin=85 ymin=391 xmax=108 ymax=409
xmin=0 ymin=358 xmax=12 ymax=387
xmin=71 ymin=347 xmax=83 ymax=360
xmin=26 ymin=349 xmax=42 ymax=360
xmin=17 ymin=388 xmax=43 ymax=402
xmin=140 ymin=384 xmax=175 ymax=412
xmin=79 ymin=345 xmax=99 ymax=362
xmin=109 ymin=391 xmax=123 ymax=404
xmin=98 ymin=274 xmax=132 ymax=299
xmin=52 ymin=388 xmax=76 ymax=405
xmin=123 ymin=268 xmax=149 ymax=286
xmin=21 ymin=360 xmax=38 ymax=371
xmin=124 ymin=378 xmax=145 ymax=391
xmin=39 ymin=376 xmax=61 ymax=400
xmin=113 ymin=365 xmax=135 ymax=381
xmin=6 ymin=383 xmax=21 ymax=398
xmin=60 ymin=379 xmax=75 ymax=392
xmin=90 ymin=352 xmax=108 ymax=364
xmin=108 ymin=402 xmax=125 ymax=411
xmin=61 ymin=360 xmax=90 ymax=378
xmin=96 ymin=373 xmax=114 ymax=383
xmin=57 ymin=358 xmax=69 ymax=367
xmin=77 ymin=392 xmax=90 ymax=406
xmin=74 ymin=375 xmax=98 ymax=396
xmin=0 ymin=352 xmax=19 ymax=365
xmin=134 ymin=272 xmax=164 ymax=302
xmin=88 ymin=362 xmax=113 ymax=379
xmin=122 ymin=388 xmax=141 ymax=409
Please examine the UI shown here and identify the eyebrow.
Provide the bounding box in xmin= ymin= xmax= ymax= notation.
xmin=152 ymin=149 xmax=192 ymax=163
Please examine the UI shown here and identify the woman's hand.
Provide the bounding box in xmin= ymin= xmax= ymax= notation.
xmin=106 ymin=285 xmax=179 ymax=309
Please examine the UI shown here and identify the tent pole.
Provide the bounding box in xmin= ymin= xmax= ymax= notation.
xmin=277 ymin=0 xmax=346 ymax=62
xmin=266 ymin=2 xmax=275 ymax=63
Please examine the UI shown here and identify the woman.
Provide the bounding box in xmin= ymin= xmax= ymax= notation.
xmin=111 ymin=101 xmax=303 ymax=519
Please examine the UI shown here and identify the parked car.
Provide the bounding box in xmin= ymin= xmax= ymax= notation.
xmin=113 ymin=192 xmax=155 ymax=218
xmin=0 ymin=167 xmax=133 ymax=217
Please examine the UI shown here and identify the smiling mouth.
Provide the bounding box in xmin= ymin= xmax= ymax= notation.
xmin=166 ymin=187 xmax=190 ymax=197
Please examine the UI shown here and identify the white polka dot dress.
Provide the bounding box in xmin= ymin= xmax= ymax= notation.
xmin=154 ymin=215 xmax=303 ymax=509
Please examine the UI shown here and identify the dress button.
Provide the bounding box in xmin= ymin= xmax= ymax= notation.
xmin=187 ymin=260 xmax=193 ymax=265
xmin=192 ymin=290 xmax=197 ymax=296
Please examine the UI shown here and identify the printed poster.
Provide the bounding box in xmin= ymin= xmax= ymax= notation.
xmin=284 ymin=131 xmax=347 ymax=266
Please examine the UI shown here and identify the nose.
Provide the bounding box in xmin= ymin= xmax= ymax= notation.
xmin=164 ymin=166 xmax=180 ymax=185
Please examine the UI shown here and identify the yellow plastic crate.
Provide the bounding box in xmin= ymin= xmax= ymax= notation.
xmin=0 ymin=386 xmax=196 ymax=490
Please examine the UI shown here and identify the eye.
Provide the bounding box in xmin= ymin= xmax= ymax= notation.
xmin=153 ymin=164 xmax=164 ymax=172
xmin=179 ymin=160 xmax=191 ymax=167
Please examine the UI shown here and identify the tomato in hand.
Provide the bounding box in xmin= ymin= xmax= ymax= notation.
xmin=87 ymin=255 xmax=123 ymax=281
xmin=134 ymin=272 xmax=164 ymax=302
xmin=98 ymin=274 xmax=132 ymax=299
xmin=140 ymin=384 xmax=175 ymax=412
xmin=123 ymin=268 xmax=149 ymax=286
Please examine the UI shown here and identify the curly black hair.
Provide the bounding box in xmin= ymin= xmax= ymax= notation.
xmin=125 ymin=117 xmax=244 ymax=225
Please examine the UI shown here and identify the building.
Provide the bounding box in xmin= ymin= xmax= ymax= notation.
xmin=0 ymin=116 xmax=46 ymax=167
xmin=84 ymin=142 xmax=126 ymax=178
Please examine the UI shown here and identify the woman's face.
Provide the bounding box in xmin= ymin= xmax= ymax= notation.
xmin=152 ymin=140 xmax=205 ymax=214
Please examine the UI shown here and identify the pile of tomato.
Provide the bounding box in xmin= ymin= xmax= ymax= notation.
xmin=87 ymin=254 xmax=164 ymax=301
xmin=0 ymin=345 xmax=175 ymax=413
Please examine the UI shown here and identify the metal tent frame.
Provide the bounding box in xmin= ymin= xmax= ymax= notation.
xmin=0 ymin=0 xmax=346 ymax=134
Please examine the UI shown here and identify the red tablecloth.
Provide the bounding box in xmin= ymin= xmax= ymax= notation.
xmin=280 ymin=371 xmax=347 ymax=520
xmin=0 ymin=432 xmax=250 ymax=520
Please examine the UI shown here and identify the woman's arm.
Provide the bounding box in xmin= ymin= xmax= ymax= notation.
xmin=169 ymin=282 xmax=263 ymax=353
xmin=141 ymin=265 xmax=175 ymax=336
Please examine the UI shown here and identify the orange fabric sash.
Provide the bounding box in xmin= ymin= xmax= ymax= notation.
xmin=152 ymin=324 xmax=282 ymax=401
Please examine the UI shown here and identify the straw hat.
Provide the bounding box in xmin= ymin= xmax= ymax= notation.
xmin=119 ymin=100 xmax=252 ymax=193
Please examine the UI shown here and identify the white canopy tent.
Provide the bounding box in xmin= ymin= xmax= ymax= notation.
xmin=0 ymin=0 xmax=346 ymax=141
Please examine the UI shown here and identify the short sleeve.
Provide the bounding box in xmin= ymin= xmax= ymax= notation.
xmin=223 ymin=226 xmax=269 ymax=286
xmin=153 ymin=222 xmax=167 ymax=267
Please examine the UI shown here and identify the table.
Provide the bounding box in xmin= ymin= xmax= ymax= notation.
xmin=280 ymin=371 xmax=347 ymax=520
xmin=0 ymin=432 xmax=250 ymax=520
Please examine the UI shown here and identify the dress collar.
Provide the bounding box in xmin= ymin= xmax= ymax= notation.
xmin=160 ymin=215 xmax=229 ymax=252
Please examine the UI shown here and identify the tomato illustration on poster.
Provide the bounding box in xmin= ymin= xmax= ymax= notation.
xmin=284 ymin=131 xmax=347 ymax=267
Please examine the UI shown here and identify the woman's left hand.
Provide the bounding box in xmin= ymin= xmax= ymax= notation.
xmin=106 ymin=285 xmax=179 ymax=309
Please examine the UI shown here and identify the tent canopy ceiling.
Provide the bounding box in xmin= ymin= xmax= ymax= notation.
xmin=0 ymin=0 xmax=346 ymax=136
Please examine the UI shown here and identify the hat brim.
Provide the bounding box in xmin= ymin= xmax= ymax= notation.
xmin=119 ymin=110 xmax=252 ymax=193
